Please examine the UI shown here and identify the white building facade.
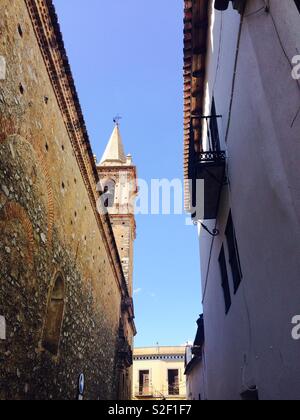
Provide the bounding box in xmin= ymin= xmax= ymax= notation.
xmin=184 ymin=0 xmax=300 ymax=400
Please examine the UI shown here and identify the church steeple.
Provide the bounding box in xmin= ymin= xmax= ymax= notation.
xmin=97 ymin=122 xmax=138 ymax=297
xmin=99 ymin=125 xmax=126 ymax=166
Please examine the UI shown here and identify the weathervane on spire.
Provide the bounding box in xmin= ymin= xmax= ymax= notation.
xmin=113 ymin=115 xmax=122 ymax=127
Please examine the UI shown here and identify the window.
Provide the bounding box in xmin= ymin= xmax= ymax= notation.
xmin=168 ymin=369 xmax=179 ymax=396
xmin=139 ymin=370 xmax=150 ymax=396
xmin=102 ymin=179 xmax=116 ymax=208
xmin=42 ymin=275 xmax=65 ymax=355
xmin=295 ymin=0 xmax=300 ymax=13
xmin=225 ymin=212 xmax=243 ymax=293
xmin=219 ymin=246 xmax=232 ymax=314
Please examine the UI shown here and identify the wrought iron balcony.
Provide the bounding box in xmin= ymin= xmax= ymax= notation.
xmin=135 ymin=385 xmax=154 ymax=398
xmin=135 ymin=385 xmax=185 ymax=399
xmin=168 ymin=385 xmax=180 ymax=396
xmin=192 ymin=150 xmax=226 ymax=221
xmin=198 ymin=150 xmax=226 ymax=162
xmin=187 ymin=110 xmax=226 ymax=221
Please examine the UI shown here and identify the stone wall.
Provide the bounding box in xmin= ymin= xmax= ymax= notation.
xmin=111 ymin=217 xmax=135 ymax=295
xmin=0 ymin=0 xmax=132 ymax=400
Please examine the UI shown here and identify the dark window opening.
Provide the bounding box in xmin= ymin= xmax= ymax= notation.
xmin=18 ymin=24 xmax=23 ymax=37
xmin=295 ymin=0 xmax=300 ymax=13
xmin=215 ymin=0 xmax=230 ymax=11
xmin=102 ymin=180 xmax=115 ymax=208
xmin=225 ymin=211 xmax=242 ymax=293
xmin=139 ymin=370 xmax=150 ymax=396
xmin=42 ymin=275 xmax=65 ymax=355
xmin=19 ymin=84 xmax=24 ymax=95
xmin=219 ymin=245 xmax=232 ymax=314
xmin=168 ymin=369 xmax=179 ymax=396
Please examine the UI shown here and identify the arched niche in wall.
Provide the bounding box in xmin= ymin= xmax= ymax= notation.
xmin=0 ymin=134 xmax=55 ymax=250
xmin=42 ymin=274 xmax=65 ymax=355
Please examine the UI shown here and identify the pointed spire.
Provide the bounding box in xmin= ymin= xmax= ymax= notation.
xmin=99 ymin=124 xmax=127 ymax=166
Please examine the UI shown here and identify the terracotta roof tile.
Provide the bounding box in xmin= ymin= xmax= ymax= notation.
xmin=183 ymin=0 xmax=209 ymax=212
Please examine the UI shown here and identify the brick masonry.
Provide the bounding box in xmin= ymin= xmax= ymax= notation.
xmin=0 ymin=0 xmax=135 ymax=400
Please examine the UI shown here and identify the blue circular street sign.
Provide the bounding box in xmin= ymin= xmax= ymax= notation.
xmin=78 ymin=374 xmax=85 ymax=395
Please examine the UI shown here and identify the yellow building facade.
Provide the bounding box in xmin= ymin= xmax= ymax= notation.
xmin=132 ymin=347 xmax=187 ymax=400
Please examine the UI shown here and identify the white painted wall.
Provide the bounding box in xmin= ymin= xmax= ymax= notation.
xmin=186 ymin=361 xmax=204 ymax=401
xmin=198 ymin=0 xmax=300 ymax=400
xmin=185 ymin=348 xmax=206 ymax=400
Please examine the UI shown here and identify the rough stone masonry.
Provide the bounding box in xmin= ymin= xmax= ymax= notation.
xmin=0 ymin=0 xmax=136 ymax=400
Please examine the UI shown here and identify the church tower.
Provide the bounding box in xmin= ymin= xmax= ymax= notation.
xmin=97 ymin=122 xmax=138 ymax=297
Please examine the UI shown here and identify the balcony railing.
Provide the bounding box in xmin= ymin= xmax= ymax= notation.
xmin=168 ymin=385 xmax=180 ymax=396
xmin=192 ymin=149 xmax=226 ymax=221
xmin=135 ymin=385 xmax=185 ymax=399
xmin=135 ymin=386 xmax=154 ymax=398
xmin=198 ymin=150 xmax=226 ymax=163
xmin=188 ymin=111 xmax=227 ymax=221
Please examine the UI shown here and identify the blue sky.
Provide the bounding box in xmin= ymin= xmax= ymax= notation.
xmin=53 ymin=0 xmax=201 ymax=346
